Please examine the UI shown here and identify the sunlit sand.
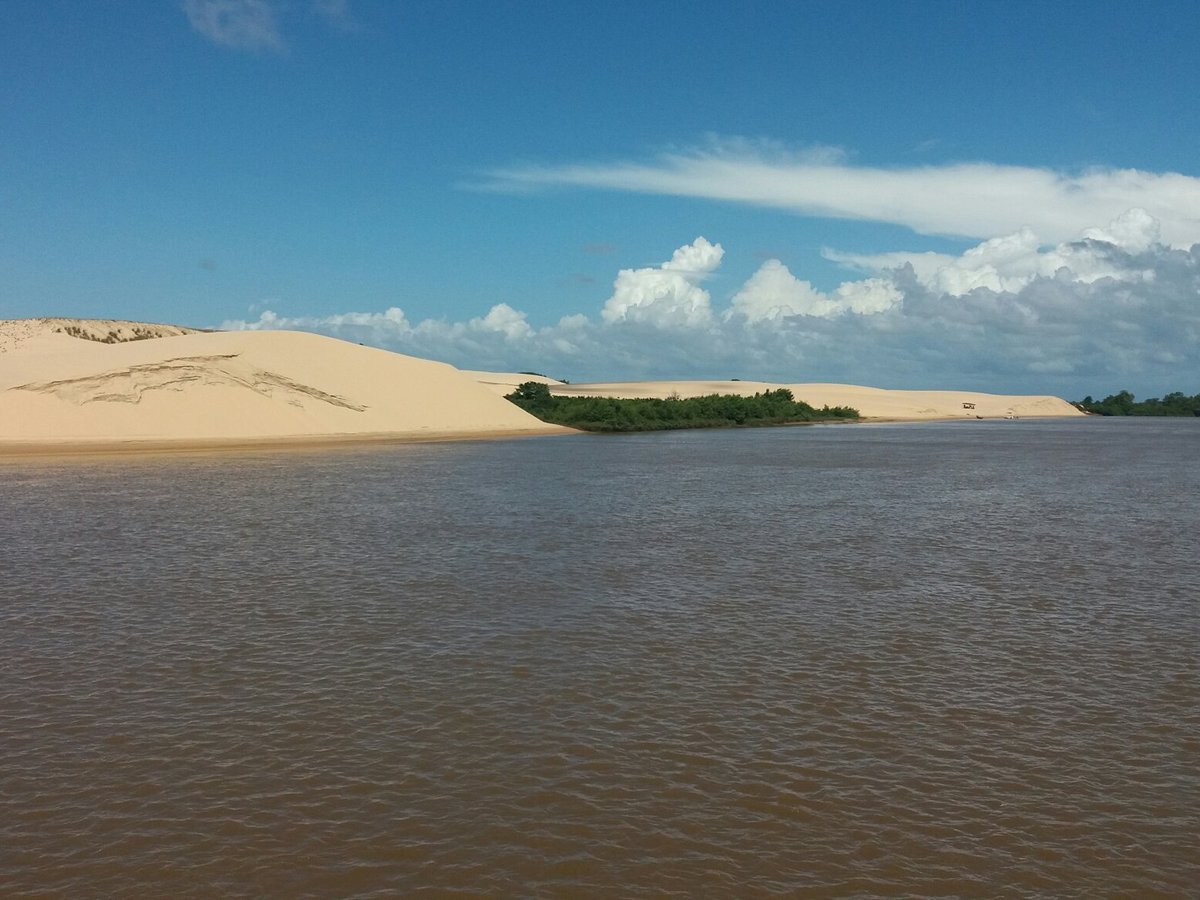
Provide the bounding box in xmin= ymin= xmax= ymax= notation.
xmin=0 ymin=320 xmax=569 ymax=454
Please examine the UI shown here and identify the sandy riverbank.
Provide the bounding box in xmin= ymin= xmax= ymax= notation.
xmin=1 ymin=318 xmax=1084 ymax=456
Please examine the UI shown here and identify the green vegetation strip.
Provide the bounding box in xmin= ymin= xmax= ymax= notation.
xmin=506 ymin=382 xmax=859 ymax=433
xmin=1075 ymin=390 xmax=1200 ymax=416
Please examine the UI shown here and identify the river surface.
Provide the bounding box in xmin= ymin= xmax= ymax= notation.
xmin=2 ymin=418 xmax=1198 ymax=897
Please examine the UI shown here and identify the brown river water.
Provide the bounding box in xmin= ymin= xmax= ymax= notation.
xmin=2 ymin=418 xmax=1197 ymax=897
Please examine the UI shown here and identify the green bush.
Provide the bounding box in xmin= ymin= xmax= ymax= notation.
xmin=505 ymin=383 xmax=859 ymax=432
xmin=1076 ymin=390 xmax=1200 ymax=416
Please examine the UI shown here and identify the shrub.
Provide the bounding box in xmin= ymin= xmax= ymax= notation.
xmin=505 ymin=382 xmax=859 ymax=432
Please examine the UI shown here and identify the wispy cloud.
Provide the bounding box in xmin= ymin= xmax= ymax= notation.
xmin=183 ymin=0 xmax=285 ymax=52
xmin=184 ymin=0 xmax=357 ymax=51
xmin=483 ymin=138 xmax=1200 ymax=247
xmin=223 ymin=218 xmax=1200 ymax=396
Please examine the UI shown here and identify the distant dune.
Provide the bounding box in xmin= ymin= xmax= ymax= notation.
xmin=464 ymin=370 xmax=567 ymax=390
xmin=0 ymin=320 xmax=570 ymax=453
xmin=471 ymin=372 xmax=1084 ymax=421
xmin=0 ymin=317 xmax=205 ymax=353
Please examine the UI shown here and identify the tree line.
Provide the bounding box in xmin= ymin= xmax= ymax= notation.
xmin=505 ymin=382 xmax=859 ymax=432
xmin=1075 ymin=390 xmax=1200 ymax=416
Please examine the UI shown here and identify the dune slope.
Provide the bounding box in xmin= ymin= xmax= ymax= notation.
xmin=0 ymin=323 xmax=569 ymax=449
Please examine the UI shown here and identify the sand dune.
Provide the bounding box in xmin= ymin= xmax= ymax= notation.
xmin=472 ymin=373 xmax=1083 ymax=420
xmin=0 ymin=321 xmax=570 ymax=452
xmin=0 ymin=317 xmax=1083 ymax=455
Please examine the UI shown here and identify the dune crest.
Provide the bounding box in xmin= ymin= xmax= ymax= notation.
xmin=0 ymin=317 xmax=204 ymax=353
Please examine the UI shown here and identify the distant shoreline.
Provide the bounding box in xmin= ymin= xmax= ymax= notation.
xmin=0 ymin=415 xmax=1103 ymax=462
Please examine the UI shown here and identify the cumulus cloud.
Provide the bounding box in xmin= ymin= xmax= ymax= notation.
xmin=729 ymin=259 xmax=901 ymax=321
xmin=224 ymin=225 xmax=1200 ymax=396
xmin=484 ymin=139 xmax=1200 ymax=247
xmin=728 ymin=260 xmax=825 ymax=320
xmin=1080 ymin=207 xmax=1161 ymax=250
xmin=478 ymin=303 xmax=534 ymax=340
xmin=600 ymin=237 xmax=722 ymax=327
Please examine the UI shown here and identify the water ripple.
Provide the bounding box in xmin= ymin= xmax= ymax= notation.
xmin=2 ymin=419 xmax=1198 ymax=897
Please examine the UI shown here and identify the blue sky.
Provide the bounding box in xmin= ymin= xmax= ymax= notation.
xmin=3 ymin=0 xmax=1199 ymax=396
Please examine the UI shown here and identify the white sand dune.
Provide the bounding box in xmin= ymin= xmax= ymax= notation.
xmin=0 ymin=321 xmax=570 ymax=452
xmin=472 ymin=373 xmax=1083 ymax=420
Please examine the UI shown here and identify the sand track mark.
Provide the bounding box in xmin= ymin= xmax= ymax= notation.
xmin=14 ymin=354 xmax=368 ymax=412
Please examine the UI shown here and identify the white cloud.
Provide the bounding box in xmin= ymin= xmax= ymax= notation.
xmin=183 ymin=0 xmax=285 ymax=52
xmin=478 ymin=303 xmax=534 ymax=340
xmin=832 ymin=278 xmax=905 ymax=315
xmin=600 ymin=237 xmax=722 ymax=327
xmin=729 ymin=259 xmax=901 ymax=321
xmin=223 ymin=231 xmax=1200 ymax=397
xmin=729 ymin=260 xmax=828 ymax=320
xmin=827 ymin=210 xmax=1165 ymax=297
xmin=485 ymin=140 xmax=1200 ymax=247
xmin=1080 ymin=207 xmax=1161 ymax=250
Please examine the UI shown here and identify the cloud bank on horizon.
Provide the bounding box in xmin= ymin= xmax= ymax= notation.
xmin=225 ymin=207 xmax=1200 ymax=396
xmin=216 ymin=129 xmax=1199 ymax=395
